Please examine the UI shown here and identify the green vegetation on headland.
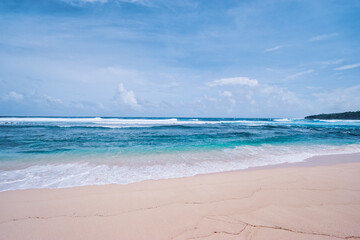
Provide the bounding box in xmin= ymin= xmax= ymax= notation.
xmin=305 ymin=111 xmax=360 ymax=120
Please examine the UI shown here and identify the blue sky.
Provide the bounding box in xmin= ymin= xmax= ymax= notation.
xmin=0 ymin=0 xmax=360 ymax=117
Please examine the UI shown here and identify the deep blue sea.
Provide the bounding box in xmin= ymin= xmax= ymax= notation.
xmin=1 ymin=117 xmax=360 ymax=191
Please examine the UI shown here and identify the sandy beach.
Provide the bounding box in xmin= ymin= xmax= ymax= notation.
xmin=1 ymin=153 xmax=360 ymax=240
xmin=2 ymin=0 xmax=360 ymax=239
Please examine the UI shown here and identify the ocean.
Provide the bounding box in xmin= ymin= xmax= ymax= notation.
xmin=0 ymin=117 xmax=359 ymax=191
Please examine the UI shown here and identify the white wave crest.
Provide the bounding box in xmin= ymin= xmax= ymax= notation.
xmin=1 ymin=117 xmax=360 ymax=128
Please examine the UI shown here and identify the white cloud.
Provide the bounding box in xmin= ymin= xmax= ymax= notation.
xmin=245 ymin=91 xmax=256 ymax=105
xmin=115 ymin=83 xmax=141 ymax=109
xmin=334 ymin=62 xmax=360 ymax=70
xmin=321 ymin=59 xmax=343 ymax=65
xmin=63 ymin=0 xmax=150 ymax=5
xmin=119 ymin=0 xmax=148 ymax=3
xmin=313 ymin=85 xmax=360 ymax=111
xmin=73 ymin=101 xmax=107 ymax=111
xmin=222 ymin=91 xmax=232 ymax=97
xmin=309 ymin=33 xmax=337 ymax=42
xmin=264 ymin=45 xmax=283 ymax=52
xmin=208 ymin=77 xmax=258 ymax=87
xmin=203 ymin=95 xmax=218 ymax=102
xmin=63 ymin=0 xmax=107 ymax=4
xmin=3 ymin=91 xmax=63 ymax=106
xmin=260 ymin=85 xmax=300 ymax=105
xmin=221 ymin=91 xmax=235 ymax=105
xmin=43 ymin=95 xmax=62 ymax=105
xmin=31 ymin=92 xmax=63 ymax=105
xmin=2 ymin=91 xmax=24 ymax=101
xmin=82 ymin=0 xmax=107 ymax=2
xmin=286 ymin=69 xmax=314 ymax=79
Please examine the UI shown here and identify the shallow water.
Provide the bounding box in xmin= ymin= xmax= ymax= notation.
xmin=1 ymin=117 xmax=359 ymax=191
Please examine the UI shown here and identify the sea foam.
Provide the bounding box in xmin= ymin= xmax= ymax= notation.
xmin=1 ymin=143 xmax=359 ymax=191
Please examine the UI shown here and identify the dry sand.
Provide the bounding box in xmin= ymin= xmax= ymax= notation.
xmin=1 ymin=153 xmax=360 ymax=240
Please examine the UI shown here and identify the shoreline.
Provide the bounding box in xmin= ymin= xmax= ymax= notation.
xmin=1 ymin=151 xmax=360 ymax=193
xmin=161 ymin=151 xmax=360 ymax=182
xmin=1 ymin=152 xmax=360 ymax=239
xmin=246 ymin=151 xmax=360 ymax=170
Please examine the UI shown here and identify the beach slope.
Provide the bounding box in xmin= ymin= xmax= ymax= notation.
xmin=1 ymin=155 xmax=360 ymax=240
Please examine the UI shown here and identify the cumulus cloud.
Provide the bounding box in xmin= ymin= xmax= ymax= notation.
xmin=221 ymin=91 xmax=235 ymax=105
xmin=204 ymin=73 xmax=305 ymax=114
xmin=3 ymin=91 xmax=64 ymax=106
xmin=208 ymin=77 xmax=258 ymax=87
xmin=115 ymin=83 xmax=141 ymax=109
xmin=222 ymin=91 xmax=232 ymax=97
xmin=309 ymin=33 xmax=337 ymax=42
xmin=286 ymin=69 xmax=314 ymax=80
xmin=43 ymin=94 xmax=63 ymax=105
xmin=264 ymin=45 xmax=283 ymax=52
xmin=30 ymin=92 xmax=62 ymax=105
xmin=313 ymin=85 xmax=360 ymax=111
xmin=260 ymin=85 xmax=300 ymax=105
xmin=2 ymin=91 xmax=24 ymax=101
xmin=203 ymin=81 xmax=306 ymax=116
xmin=334 ymin=63 xmax=360 ymax=70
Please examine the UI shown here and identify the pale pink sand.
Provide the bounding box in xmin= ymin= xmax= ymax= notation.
xmin=0 ymin=154 xmax=360 ymax=240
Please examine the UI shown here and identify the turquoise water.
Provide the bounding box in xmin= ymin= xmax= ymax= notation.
xmin=0 ymin=117 xmax=360 ymax=191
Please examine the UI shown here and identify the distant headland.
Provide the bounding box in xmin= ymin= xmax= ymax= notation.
xmin=305 ymin=111 xmax=360 ymax=120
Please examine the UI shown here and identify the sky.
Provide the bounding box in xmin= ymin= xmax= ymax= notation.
xmin=0 ymin=0 xmax=360 ymax=118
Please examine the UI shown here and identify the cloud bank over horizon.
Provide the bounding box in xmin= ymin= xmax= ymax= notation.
xmin=0 ymin=0 xmax=359 ymax=117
